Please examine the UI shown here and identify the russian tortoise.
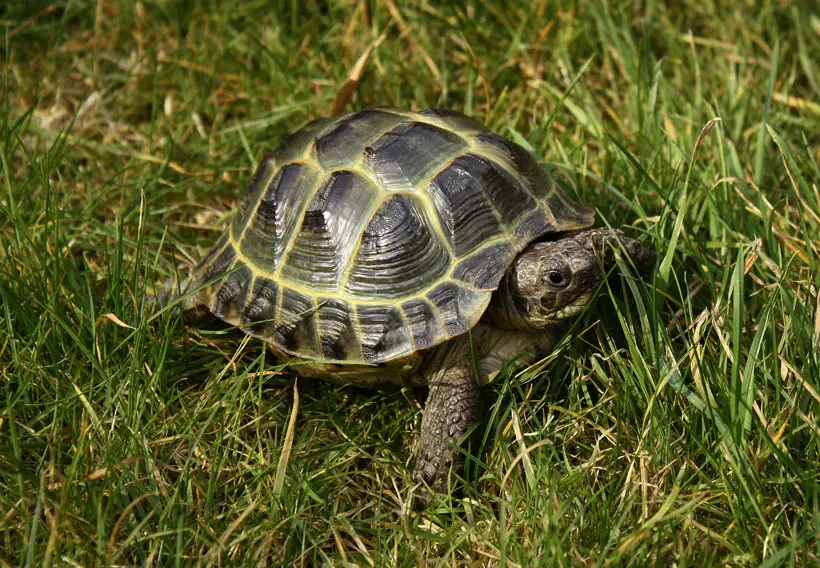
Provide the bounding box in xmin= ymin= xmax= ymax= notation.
xmin=159 ymin=107 xmax=654 ymax=499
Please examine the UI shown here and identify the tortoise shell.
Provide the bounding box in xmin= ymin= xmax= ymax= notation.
xmin=185 ymin=108 xmax=594 ymax=364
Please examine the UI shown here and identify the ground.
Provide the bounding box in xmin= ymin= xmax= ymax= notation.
xmin=1 ymin=1 xmax=818 ymax=565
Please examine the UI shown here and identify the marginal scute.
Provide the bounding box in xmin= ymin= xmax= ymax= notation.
xmin=345 ymin=194 xmax=450 ymax=298
xmin=363 ymin=121 xmax=468 ymax=192
xmin=241 ymin=277 xmax=279 ymax=337
xmin=316 ymin=299 xmax=359 ymax=360
xmin=276 ymin=288 xmax=320 ymax=358
xmin=195 ymin=239 xmax=236 ymax=292
xmin=401 ymin=299 xmax=443 ymax=351
xmin=513 ymin=209 xmax=554 ymax=245
xmin=280 ymin=170 xmax=381 ymax=290
xmin=357 ymin=305 xmax=414 ymax=363
xmin=272 ymin=117 xmax=333 ymax=165
xmin=193 ymin=233 xmax=229 ymax=277
xmin=212 ymin=264 xmax=252 ymax=320
xmin=418 ymin=109 xmax=490 ymax=135
xmin=426 ymin=282 xmax=489 ymax=338
xmin=544 ymin=189 xmax=596 ymax=230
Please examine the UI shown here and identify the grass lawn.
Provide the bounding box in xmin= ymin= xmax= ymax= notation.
xmin=2 ymin=1 xmax=819 ymax=565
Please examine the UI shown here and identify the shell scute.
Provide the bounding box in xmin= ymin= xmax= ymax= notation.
xmin=471 ymin=132 xmax=553 ymax=198
xmin=401 ymin=299 xmax=443 ymax=351
xmin=316 ymin=298 xmax=360 ymax=360
xmin=452 ymin=242 xmax=517 ymax=290
xmin=418 ymin=109 xmax=491 ymax=135
xmin=363 ymin=121 xmax=468 ymax=192
xmin=459 ymin=153 xmax=537 ymax=225
xmin=241 ymin=276 xmax=279 ymax=337
xmin=315 ymin=109 xmax=407 ymax=171
xmin=426 ymin=156 xmax=508 ymax=257
xmin=238 ymin=162 xmax=320 ymax=270
xmin=275 ymin=288 xmax=320 ymax=358
xmin=426 ymin=282 xmax=488 ymax=338
xmin=190 ymin=237 xmax=236 ymax=310
xmin=357 ymin=305 xmax=413 ymax=363
xmin=212 ymin=264 xmax=252 ymax=321
xmin=473 ymin=132 xmax=595 ymax=229
xmin=272 ymin=117 xmax=333 ymax=164
xmin=344 ymin=194 xmax=450 ymax=299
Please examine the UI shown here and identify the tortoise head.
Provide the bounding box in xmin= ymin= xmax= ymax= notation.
xmin=488 ymin=228 xmax=655 ymax=330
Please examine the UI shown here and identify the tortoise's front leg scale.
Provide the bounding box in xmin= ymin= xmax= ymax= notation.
xmin=413 ymin=349 xmax=480 ymax=500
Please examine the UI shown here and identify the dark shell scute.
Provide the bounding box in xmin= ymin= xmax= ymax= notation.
xmin=471 ymin=133 xmax=595 ymax=229
xmin=193 ymin=234 xmax=230 ymax=279
xmin=461 ymin=153 xmax=537 ymax=225
xmin=276 ymin=288 xmax=319 ymax=358
xmin=239 ymin=162 xmax=320 ymax=270
xmin=426 ymin=282 xmax=487 ymax=338
xmin=426 ymin=157 xmax=506 ymax=257
xmin=241 ymin=277 xmax=279 ymax=337
xmin=357 ymin=305 xmax=413 ymax=363
xmin=212 ymin=264 xmax=252 ymax=320
xmin=401 ymin=299 xmax=443 ymax=351
xmin=513 ymin=209 xmax=554 ymax=244
xmin=473 ymin=132 xmax=554 ymax=198
xmin=232 ymin=154 xmax=277 ymax=236
xmin=315 ymin=109 xmax=407 ymax=171
xmin=451 ymin=242 xmax=517 ymax=290
xmin=316 ymin=299 xmax=359 ymax=360
xmin=345 ymin=194 xmax=450 ymax=298
xmin=364 ymin=121 xmax=468 ymax=192
xmin=196 ymin=239 xmax=236 ymax=290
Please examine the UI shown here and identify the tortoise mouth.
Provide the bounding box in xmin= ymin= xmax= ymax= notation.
xmin=537 ymin=291 xmax=594 ymax=324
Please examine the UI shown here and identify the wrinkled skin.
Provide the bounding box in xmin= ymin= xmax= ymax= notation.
xmin=411 ymin=228 xmax=654 ymax=504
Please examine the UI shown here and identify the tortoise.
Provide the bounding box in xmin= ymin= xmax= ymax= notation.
xmin=158 ymin=107 xmax=654 ymax=499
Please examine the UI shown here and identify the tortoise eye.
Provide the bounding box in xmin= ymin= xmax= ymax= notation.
xmin=546 ymin=269 xmax=570 ymax=288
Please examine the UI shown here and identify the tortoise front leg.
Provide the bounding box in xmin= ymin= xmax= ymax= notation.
xmin=413 ymin=354 xmax=480 ymax=497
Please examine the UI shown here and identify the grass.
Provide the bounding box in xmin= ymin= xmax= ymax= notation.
xmin=1 ymin=0 xmax=819 ymax=565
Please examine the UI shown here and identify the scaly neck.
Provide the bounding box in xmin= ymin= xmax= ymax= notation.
xmin=484 ymin=272 xmax=538 ymax=332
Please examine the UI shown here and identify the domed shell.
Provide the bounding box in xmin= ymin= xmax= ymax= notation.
xmin=187 ymin=108 xmax=594 ymax=364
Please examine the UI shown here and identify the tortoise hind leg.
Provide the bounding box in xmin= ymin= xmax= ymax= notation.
xmin=413 ymin=341 xmax=480 ymax=500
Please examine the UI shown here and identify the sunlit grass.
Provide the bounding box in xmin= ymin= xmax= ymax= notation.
xmin=1 ymin=1 xmax=818 ymax=565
